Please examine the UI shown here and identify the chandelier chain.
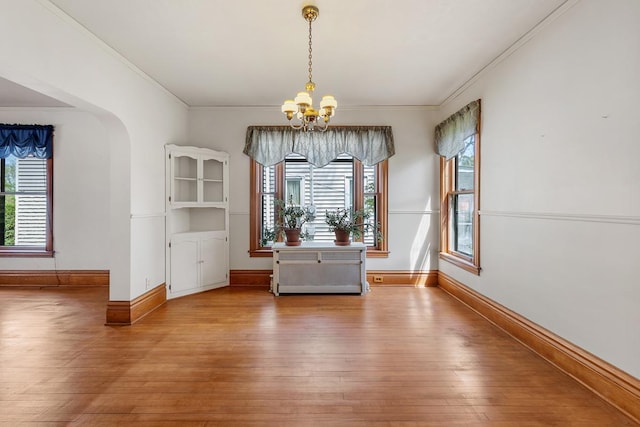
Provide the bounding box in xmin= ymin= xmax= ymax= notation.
xmin=308 ymin=18 xmax=313 ymax=84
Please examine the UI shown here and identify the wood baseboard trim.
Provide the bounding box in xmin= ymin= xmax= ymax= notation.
xmin=367 ymin=270 xmax=438 ymax=287
xmin=0 ymin=270 xmax=109 ymax=287
xmin=438 ymin=272 xmax=640 ymax=424
xmin=229 ymin=270 xmax=438 ymax=289
xmin=230 ymin=270 xmax=272 ymax=288
xmin=105 ymin=283 xmax=167 ymax=326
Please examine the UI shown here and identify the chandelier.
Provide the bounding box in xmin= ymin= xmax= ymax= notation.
xmin=281 ymin=5 xmax=337 ymax=132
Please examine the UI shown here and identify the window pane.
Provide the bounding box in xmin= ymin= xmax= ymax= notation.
xmin=363 ymin=194 xmax=377 ymax=246
xmin=286 ymin=179 xmax=301 ymax=205
xmin=344 ymin=177 xmax=353 ymax=210
xmin=260 ymin=164 xmax=276 ymax=247
xmin=452 ymin=193 xmax=473 ymax=257
xmin=261 ymin=193 xmax=276 ymax=246
xmin=1 ymin=156 xmax=16 ymax=191
xmin=1 ymin=156 xmax=48 ymax=248
xmin=363 ymin=165 xmax=377 ymax=246
xmin=14 ymin=194 xmax=47 ymax=245
xmin=456 ymin=136 xmax=475 ymax=191
xmin=0 ymin=194 xmax=15 ymax=245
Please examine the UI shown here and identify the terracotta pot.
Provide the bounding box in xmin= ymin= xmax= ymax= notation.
xmin=284 ymin=228 xmax=302 ymax=246
xmin=334 ymin=229 xmax=351 ymax=246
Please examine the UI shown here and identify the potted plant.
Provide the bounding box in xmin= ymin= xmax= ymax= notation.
xmin=276 ymin=196 xmax=314 ymax=246
xmin=325 ymin=207 xmax=379 ymax=246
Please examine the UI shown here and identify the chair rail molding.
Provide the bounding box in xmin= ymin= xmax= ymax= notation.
xmin=479 ymin=210 xmax=640 ymax=226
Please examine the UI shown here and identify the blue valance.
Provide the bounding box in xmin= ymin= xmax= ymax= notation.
xmin=0 ymin=124 xmax=54 ymax=159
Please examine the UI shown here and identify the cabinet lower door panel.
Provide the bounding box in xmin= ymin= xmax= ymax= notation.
xmin=170 ymin=239 xmax=199 ymax=295
xmin=200 ymin=236 xmax=227 ymax=287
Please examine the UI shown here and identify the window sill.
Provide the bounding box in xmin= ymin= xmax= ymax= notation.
xmin=439 ymin=252 xmax=480 ymax=275
xmin=249 ymin=248 xmax=276 ymax=257
xmin=0 ymin=249 xmax=53 ymax=258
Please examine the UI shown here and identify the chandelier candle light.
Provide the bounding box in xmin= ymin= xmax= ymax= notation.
xmin=281 ymin=5 xmax=337 ymax=132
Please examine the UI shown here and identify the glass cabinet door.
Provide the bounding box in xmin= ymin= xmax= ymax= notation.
xmin=169 ymin=147 xmax=228 ymax=207
xmin=201 ymin=157 xmax=225 ymax=203
xmin=172 ymin=154 xmax=198 ymax=203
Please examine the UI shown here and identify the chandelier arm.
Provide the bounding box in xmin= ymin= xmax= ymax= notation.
xmin=314 ymin=122 xmax=330 ymax=132
xmin=288 ymin=117 xmax=305 ymax=130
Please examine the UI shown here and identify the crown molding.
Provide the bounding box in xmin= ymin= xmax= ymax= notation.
xmin=36 ymin=0 xmax=187 ymax=109
xmin=188 ymin=104 xmax=440 ymax=112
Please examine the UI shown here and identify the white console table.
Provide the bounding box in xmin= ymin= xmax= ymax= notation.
xmin=272 ymin=242 xmax=368 ymax=296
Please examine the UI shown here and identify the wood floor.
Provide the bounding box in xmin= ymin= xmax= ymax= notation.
xmin=0 ymin=286 xmax=636 ymax=426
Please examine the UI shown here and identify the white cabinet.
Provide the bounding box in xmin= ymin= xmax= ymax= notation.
xmin=169 ymin=231 xmax=227 ymax=298
xmin=272 ymin=242 xmax=368 ymax=296
xmin=165 ymin=145 xmax=229 ymax=299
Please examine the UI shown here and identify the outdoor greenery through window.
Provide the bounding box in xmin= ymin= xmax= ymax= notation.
xmin=250 ymin=153 xmax=388 ymax=257
xmin=0 ymin=154 xmax=52 ymax=255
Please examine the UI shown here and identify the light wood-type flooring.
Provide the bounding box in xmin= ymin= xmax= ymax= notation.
xmin=0 ymin=285 xmax=637 ymax=426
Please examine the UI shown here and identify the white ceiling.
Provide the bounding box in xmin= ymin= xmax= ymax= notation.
xmin=4 ymin=0 xmax=568 ymax=108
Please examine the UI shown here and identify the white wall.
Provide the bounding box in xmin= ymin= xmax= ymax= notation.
xmin=438 ymin=0 xmax=640 ymax=378
xmin=0 ymin=1 xmax=189 ymax=300
xmin=0 ymin=109 xmax=110 ymax=270
xmin=187 ymin=107 xmax=441 ymax=272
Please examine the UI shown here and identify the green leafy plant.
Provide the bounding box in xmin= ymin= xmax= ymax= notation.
xmin=1 ymin=160 xmax=16 ymax=245
xmin=272 ymin=196 xmax=316 ymax=245
xmin=260 ymin=227 xmax=278 ymax=246
xmin=325 ymin=207 xmax=380 ymax=240
xmin=275 ymin=196 xmax=314 ymax=230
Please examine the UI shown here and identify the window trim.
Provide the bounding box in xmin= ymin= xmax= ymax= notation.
xmin=249 ymin=157 xmax=389 ymax=258
xmin=0 ymin=156 xmax=53 ymax=257
xmin=439 ymin=131 xmax=480 ymax=275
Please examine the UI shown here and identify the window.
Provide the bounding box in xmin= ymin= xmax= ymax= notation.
xmin=0 ymin=154 xmax=53 ymax=256
xmin=436 ymin=99 xmax=481 ymax=274
xmin=250 ymin=154 xmax=388 ymax=257
xmin=440 ymin=133 xmax=480 ymax=274
xmin=285 ymin=177 xmax=303 ymax=206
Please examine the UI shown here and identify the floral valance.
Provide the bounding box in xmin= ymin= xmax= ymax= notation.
xmin=434 ymin=100 xmax=480 ymax=160
xmin=0 ymin=124 xmax=54 ymax=159
xmin=244 ymin=126 xmax=395 ymax=167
